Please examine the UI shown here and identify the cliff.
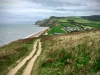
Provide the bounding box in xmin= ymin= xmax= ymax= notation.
xmin=35 ymin=16 xmax=61 ymax=27
xmin=35 ymin=18 xmax=53 ymax=27
xmin=35 ymin=15 xmax=100 ymax=27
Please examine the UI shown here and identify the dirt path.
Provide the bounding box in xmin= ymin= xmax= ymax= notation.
xmin=7 ymin=40 xmax=39 ymax=75
xmin=22 ymin=41 xmax=42 ymax=75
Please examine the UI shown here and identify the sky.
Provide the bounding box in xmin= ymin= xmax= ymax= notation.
xmin=0 ymin=0 xmax=100 ymax=24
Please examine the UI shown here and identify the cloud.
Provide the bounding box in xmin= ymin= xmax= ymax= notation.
xmin=24 ymin=0 xmax=100 ymax=15
xmin=0 ymin=0 xmax=100 ymax=24
xmin=56 ymin=6 xmax=100 ymax=12
xmin=25 ymin=0 xmax=100 ymax=7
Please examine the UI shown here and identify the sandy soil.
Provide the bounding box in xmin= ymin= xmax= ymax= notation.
xmin=7 ymin=40 xmax=39 ymax=75
xmin=22 ymin=41 xmax=42 ymax=75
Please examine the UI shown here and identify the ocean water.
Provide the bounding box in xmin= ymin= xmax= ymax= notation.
xmin=0 ymin=24 xmax=46 ymax=46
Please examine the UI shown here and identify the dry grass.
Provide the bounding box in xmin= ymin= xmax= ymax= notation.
xmin=33 ymin=29 xmax=100 ymax=75
xmin=0 ymin=29 xmax=100 ymax=75
xmin=0 ymin=37 xmax=38 ymax=75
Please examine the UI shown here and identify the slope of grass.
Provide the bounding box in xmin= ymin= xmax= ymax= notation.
xmin=74 ymin=18 xmax=92 ymax=23
xmin=47 ymin=25 xmax=66 ymax=35
xmin=57 ymin=17 xmax=100 ymax=28
xmin=61 ymin=22 xmax=75 ymax=27
xmin=58 ymin=19 xmax=68 ymax=22
xmin=46 ymin=17 xmax=100 ymax=35
xmin=82 ymin=23 xmax=100 ymax=28
xmin=67 ymin=17 xmax=100 ymax=28
xmin=0 ymin=38 xmax=37 ymax=75
xmin=33 ymin=29 xmax=100 ymax=75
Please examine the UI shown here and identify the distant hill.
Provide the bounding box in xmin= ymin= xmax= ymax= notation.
xmin=35 ymin=16 xmax=68 ymax=27
xmin=35 ymin=15 xmax=100 ymax=35
xmin=35 ymin=19 xmax=53 ymax=27
xmin=82 ymin=15 xmax=100 ymax=21
xmin=0 ymin=15 xmax=100 ymax=75
xmin=35 ymin=15 xmax=100 ymax=27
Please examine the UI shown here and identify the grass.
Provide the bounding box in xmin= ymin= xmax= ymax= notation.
xmin=15 ymin=39 xmax=39 ymax=75
xmin=58 ymin=19 xmax=68 ymax=22
xmin=0 ymin=38 xmax=37 ymax=75
xmin=47 ymin=16 xmax=100 ymax=35
xmin=32 ymin=29 xmax=100 ymax=75
xmin=47 ymin=25 xmax=66 ymax=35
xmin=74 ymin=18 xmax=92 ymax=23
xmin=67 ymin=17 xmax=100 ymax=28
xmin=0 ymin=16 xmax=100 ymax=75
xmin=15 ymin=59 xmax=30 ymax=75
xmin=51 ymin=18 xmax=58 ymax=21
xmin=58 ymin=17 xmax=100 ymax=28
xmin=61 ymin=22 xmax=75 ymax=27
xmin=81 ymin=23 xmax=100 ymax=28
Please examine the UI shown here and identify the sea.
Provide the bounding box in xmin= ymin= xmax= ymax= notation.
xmin=0 ymin=23 xmax=46 ymax=46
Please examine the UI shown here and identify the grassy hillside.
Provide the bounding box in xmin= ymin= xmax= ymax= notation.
xmin=0 ymin=29 xmax=100 ymax=75
xmin=35 ymin=16 xmax=100 ymax=28
xmin=47 ymin=25 xmax=66 ymax=35
xmin=0 ymin=38 xmax=37 ymax=75
xmin=32 ymin=29 xmax=100 ymax=75
xmin=41 ymin=16 xmax=100 ymax=35
xmin=0 ymin=16 xmax=100 ymax=75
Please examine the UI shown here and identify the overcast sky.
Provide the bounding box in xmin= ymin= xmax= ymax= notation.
xmin=0 ymin=0 xmax=100 ymax=24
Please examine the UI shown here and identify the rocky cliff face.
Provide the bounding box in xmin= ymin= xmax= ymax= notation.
xmin=35 ymin=16 xmax=61 ymax=27
xmin=53 ymin=20 xmax=60 ymax=26
xmin=35 ymin=15 xmax=100 ymax=27
xmin=35 ymin=18 xmax=53 ymax=27
xmin=35 ymin=19 xmax=48 ymax=26
xmin=35 ymin=15 xmax=65 ymax=27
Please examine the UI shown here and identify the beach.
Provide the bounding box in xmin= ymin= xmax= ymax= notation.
xmin=26 ymin=27 xmax=49 ymax=38
xmin=0 ymin=24 xmax=48 ymax=46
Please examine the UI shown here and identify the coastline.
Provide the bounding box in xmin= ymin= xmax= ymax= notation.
xmin=25 ymin=27 xmax=49 ymax=38
xmin=0 ymin=27 xmax=49 ymax=47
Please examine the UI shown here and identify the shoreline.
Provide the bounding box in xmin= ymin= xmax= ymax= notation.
xmin=24 ymin=27 xmax=49 ymax=38
xmin=0 ymin=27 xmax=49 ymax=47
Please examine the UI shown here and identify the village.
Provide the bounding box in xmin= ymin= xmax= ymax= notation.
xmin=62 ymin=26 xmax=87 ymax=32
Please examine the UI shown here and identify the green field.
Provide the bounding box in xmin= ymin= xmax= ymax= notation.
xmin=47 ymin=25 xmax=66 ymax=35
xmin=49 ymin=16 xmax=100 ymax=29
xmin=81 ymin=23 xmax=100 ymax=28
xmin=61 ymin=22 xmax=75 ymax=27
xmin=58 ymin=19 xmax=69 ymax=22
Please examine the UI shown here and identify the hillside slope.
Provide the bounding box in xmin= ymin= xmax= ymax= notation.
xmin=32 ymin=29 xmax=100 ymax=75
xmin=0 ymin=16 xmax=100 ymax=75
xmin=35 ymin=15 xmax=100 ymax=35
xmin=35 ymin=15 xmax=100 ymax=27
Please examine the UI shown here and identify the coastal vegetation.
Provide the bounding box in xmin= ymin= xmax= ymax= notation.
xmin=0 ymin=38 xmax=37 ymax=75
xmin=36 ymin=15 xmax=100 ymax=35
xmin=0 ymin=15 xmax=100 ymax=75
xmin=35 ymin=29 xmax=100 ymax=75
